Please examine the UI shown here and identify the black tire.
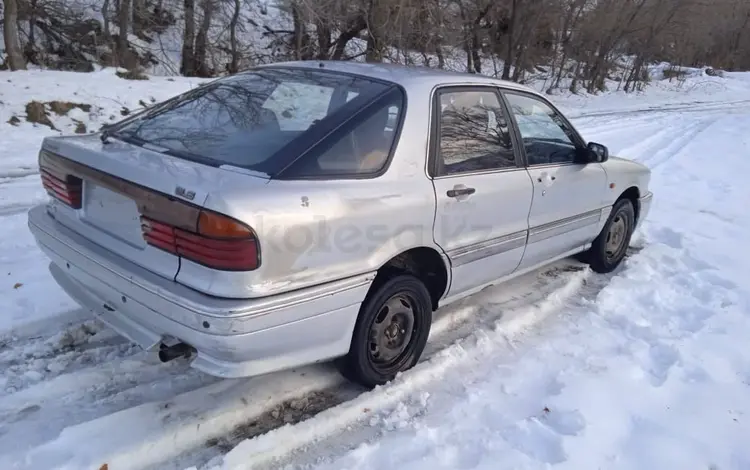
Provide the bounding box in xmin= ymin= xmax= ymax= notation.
xmin=338 ymin=274 xmax=432 ymax=388
xmin=585 ymin=198 xmax=636 ymax=273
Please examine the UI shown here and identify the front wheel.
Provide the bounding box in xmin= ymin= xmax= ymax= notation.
xmin=338 ymin=274 xmax=432 ymax=388
xmin=585 ymin=198 xmax=635 ymax=273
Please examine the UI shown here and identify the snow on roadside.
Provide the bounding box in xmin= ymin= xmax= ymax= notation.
xmin=0 ymin=68 xmax=206 ymax=334
xmin=0 ymin=68 xmax=206 ymax=172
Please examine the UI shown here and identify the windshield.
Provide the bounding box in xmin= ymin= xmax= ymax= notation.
xmin=112 ymin=68 xmax=390 ymax=173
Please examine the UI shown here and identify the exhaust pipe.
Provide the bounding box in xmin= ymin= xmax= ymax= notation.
xmin=158 ymin=342 xmax=195 ymax=363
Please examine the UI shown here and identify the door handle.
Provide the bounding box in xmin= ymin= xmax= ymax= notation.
xmin=447 ymin=187 xmax=476 ymax=198
xmin=537 ymin=176 xmax=556 ymax=182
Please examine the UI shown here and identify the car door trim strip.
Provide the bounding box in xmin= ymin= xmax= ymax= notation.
xmin=446 ymin=208 xmax=605 ymax=266
xmin=448 ymin=230 xmax=527 ymax=267
xmin=527 ymin=209 xmax=602 ymax=244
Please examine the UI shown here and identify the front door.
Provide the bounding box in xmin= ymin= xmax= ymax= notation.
xmin=430 ymin=87 xmax=533 ymax=298
xmin=501 ymin=91 xmax=608 ymax=270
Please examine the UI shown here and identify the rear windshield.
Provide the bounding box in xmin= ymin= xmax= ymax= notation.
xmin=111 ymin=68 xmax=390 ymax=173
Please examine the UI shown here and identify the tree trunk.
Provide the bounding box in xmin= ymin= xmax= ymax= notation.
xmin=470 ymin=6 xmax=490 ymax=74
xmin=502 ymin=0 xmax=518 ymax=80
xmin=132 ymin=0 xmax=146 ymax=36
xmin=290 ymin=2 xmax=310 ymax=60
xmin=569 ymin=62 xmax=581 ymax=93
xmin=512 ymin=47 xmax=525 ymax=82
xmin=3 ymin=0 xmax=27 ymax=70
xmin=549 ymin=0 xmax=580 ymax=91
xmin=364 ymin=0 xmax=383 ymax=63
xmin=194 ymin=0 xmax=213 ymax=77
xmin=471 ymin=29 xmax=481 ymax=73
xmin=181 ymin=0 xmax=196 ymax=76
xmin=464 ymin=37 xmax=473 ymax=73
xmin=28 ymin=0 xmax=36 ymax=44
xmin=365 ymin=32 xmax=382 ymax=62
xmin=116 ymin=0 xmax=131 ymax=67
xmin=24 ymin=0 xmax=38 ymax=64
xmin=332 ymin=16 xmax=365 ymax=60
xmin=511 ymin=5 xmax=541 ymax=82
xmin=316 ymin=19 xmax=332 ymax=60
xmin=102 ymin=0 xmax=111 ymax=38
xmin=228 ymin=0 xmax=241 ymax=73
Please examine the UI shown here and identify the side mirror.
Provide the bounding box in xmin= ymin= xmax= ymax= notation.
xmin=586 ymin=142 xmax=609 ymax=162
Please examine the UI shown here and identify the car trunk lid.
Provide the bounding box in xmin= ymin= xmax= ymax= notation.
xmin=40 ymin=134 xmax=267 ymax=283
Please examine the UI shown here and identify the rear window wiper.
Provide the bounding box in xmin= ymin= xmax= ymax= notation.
xmin=100 ymin=124 xmax=113 ymax=144
xmin=107 ymin=131 xmax=227 ymax=168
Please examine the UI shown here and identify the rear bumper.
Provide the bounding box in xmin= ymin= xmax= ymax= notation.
xmin=28 ymin=205 xmax=372 ymax=378
xmin=636 ymin=191 xmax=653 ymax=229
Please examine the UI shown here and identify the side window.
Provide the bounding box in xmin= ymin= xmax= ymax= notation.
xmin=284 ymin=90 xmax=404 ymax=177
xmin=436 ymin=89 xmax=516 ymax=176
xmin=504 ymin=93 xmax=580 ymax=166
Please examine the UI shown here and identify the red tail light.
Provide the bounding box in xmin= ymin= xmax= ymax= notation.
xmin=141 ymin=212 xmax=259 ymax=271
xmin=41 ymin=168 xmax=83 ymax=209
xmin=38 ymin=150 xmax=259 ymax=271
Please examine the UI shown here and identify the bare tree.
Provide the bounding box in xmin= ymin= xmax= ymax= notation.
xmin=102 ymin=0 xmax=112 ymax=38
xmin=3 ymin=0 xmax=27 ymax=70
xmin=116 ymin=0 xmax=131 ymax=67
xmin=132 ymin=0 xmax=146 ymax=36
xmin=194 ymin=0 xmax=214 ymax=76
xmin=181 ymin=0 xmax=196 ymax=75
xmin=227 ymin=0 xmax=241 ymax=73
xmin=5 ymin=0 xmax=750 ymax=87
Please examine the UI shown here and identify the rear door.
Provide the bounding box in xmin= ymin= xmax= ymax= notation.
xmin=430 ymin=87 xmax=533 ymax=298
xmin=500 ymin=91 xmax=608 ymax=270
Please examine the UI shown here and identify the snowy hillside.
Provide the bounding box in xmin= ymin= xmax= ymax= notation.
xmin=1 ymin=67 xmax=750 ymax=470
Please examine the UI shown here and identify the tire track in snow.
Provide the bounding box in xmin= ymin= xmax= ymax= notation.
xmin=207 ymin=266 xmax=593 ymax=470
xmin=618 ymin=118 xmax=711 ymax=169
xmin=0 ymin=257 xmax=597 ymax=470
xmin=162 ymin=258 xmax=630 ymax=470
xmin=0 ymin=167 xmax=38 ymax=182
xmin=0 ymin=319 xmax=131 ymax=396
xmin=0 ymin=316 xmax=218 ymax=458
xmin=567 ymin=98 xmax=750 ymax=120
xmin=0 ymin=172 xmax=46 ymax=217
xmin=574 ymin=118 xmax=659 ymax=140
xmin=0 ymin=202 xmax=38 ymax=217
xmin=215 ymin=247 xmax=645 ymax=470
xmin=0 ymin=340 xmax=219 ymax=458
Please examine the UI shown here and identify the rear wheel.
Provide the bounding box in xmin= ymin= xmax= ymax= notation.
xmin=338 ymin=274 xmax=432 ymax=388
xmin=585 ymin=198 xmax=635 ymax=273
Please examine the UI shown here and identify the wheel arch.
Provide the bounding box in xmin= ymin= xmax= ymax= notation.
xmin=370 ymin=247 xmax=449 ymax=311
xmin=617 ymin=186 xmax=641 ymax=224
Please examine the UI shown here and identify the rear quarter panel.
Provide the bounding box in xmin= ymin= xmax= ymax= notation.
xmin=175 ymin=177 xmax=438 ymax=298
xmin=175 ymin=83 xmax=442 ymax=299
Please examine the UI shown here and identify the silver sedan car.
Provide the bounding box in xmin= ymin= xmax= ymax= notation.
xmin=28 ymin=61 xmax=652 ymax=388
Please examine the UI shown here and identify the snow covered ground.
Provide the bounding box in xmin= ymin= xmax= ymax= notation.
xmin=1 ymin=67 xmax=750 ymax=470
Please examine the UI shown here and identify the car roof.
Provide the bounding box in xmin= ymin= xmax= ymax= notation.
xmin=257 ymin=60 xmax=540 ymax=95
